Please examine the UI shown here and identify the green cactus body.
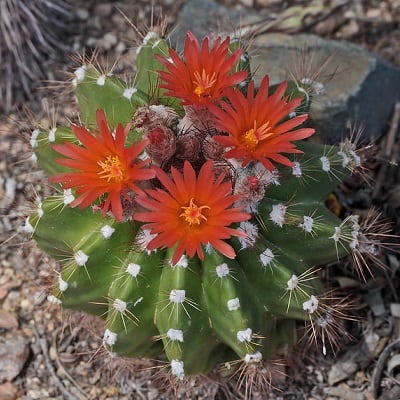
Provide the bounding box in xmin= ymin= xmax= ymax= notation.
xmin=104 ymin=247 xmax=164 ymax=358
xmin=201 ymin=249 xmax=268 ymax=362
xmin=155 ymin=249 xmax=222 ymax=376
xmin=30 ymin=197 xmax=137 ymax=315
xmin=28 ymin=29 xmax=370 ymax=381
xmin=74 ymin=66 xmax=148 ymax=129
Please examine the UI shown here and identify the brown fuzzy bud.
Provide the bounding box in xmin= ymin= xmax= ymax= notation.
xmin=133 ymin=105 xmax=177 ymax=131
xmin=145 ymin=126 xmax=176 ymax=165
xmin=178 ymin=106 xmax=217 ymax=137
xmin=202 ymin=135 xmax=225 ymax=160
xmin=175 ymin=134 xmax=202 ymax=163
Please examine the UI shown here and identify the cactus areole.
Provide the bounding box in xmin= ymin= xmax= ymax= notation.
xmin=29 ymin=30 xmax=372 ymax=381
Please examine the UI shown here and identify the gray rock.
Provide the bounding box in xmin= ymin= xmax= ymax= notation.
xmin=0 ymin=382 xmax=17 ymax=400
xmin=172 ymin=0 xmax=262 ymax=44
xmin=173 ymin=1 xmax=400 ymax=143
xmin=0 ymin=337 xmax=29 ymax=381
xmin=251 ymin=33 xmax=400 ymax=143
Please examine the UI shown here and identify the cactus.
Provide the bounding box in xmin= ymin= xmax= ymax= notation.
xmin=27 ymin=29 xmax=382 ymax=390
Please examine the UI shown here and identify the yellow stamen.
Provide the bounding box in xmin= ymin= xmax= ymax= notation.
xmin=97 ymin=155 xmax=125 ymax=183
xmin=193 ymin=69 xmax=217 ymax=99
xmin=241 ymin=128 xmax=259 ymax=150
xmin=180 ymin=198 xmax=210 ymax=226
xmin=240 ymin=121 xmax=271 ymax=150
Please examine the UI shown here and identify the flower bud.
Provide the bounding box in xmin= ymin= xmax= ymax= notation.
xmin=202 ymin=135 xmax=225 ymax=160
xmin=145 ymin=126 xmax=176 ymax=165
xmin=175 ymin=134 xmax=201 ymax=163
xmin=133 ymin=105 xmax=177 ymax=131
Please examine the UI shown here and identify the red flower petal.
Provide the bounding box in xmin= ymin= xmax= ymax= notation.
xmin=134 ymin=160 xmax=250 ymax=264
xmin=156 ymin=31 xmax=247 ymax=107
xmin=49 ymin=109 xmax=155 ymax=220
xmin=210 ymin=76 xmax=315 ymax=170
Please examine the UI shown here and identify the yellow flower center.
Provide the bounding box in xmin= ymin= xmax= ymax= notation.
xmin=180 ymin=198 xmax=210 ymax=226
xmin=240 ymin=128 xmax=259 ymax=150
xmin=240 ymin=121 xmax=272 ymax=151
xmin=97 ymin=155 xmax=125 ymax=183
xmin=193 ymin=70 xmax=217 ymax=99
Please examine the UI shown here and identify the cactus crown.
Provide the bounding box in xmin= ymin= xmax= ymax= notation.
xmin=27 ymin=27 xmax=389 ymax=394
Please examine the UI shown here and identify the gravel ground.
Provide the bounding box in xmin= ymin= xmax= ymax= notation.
xmin=1 ymin=1 xmax=400 ymax=399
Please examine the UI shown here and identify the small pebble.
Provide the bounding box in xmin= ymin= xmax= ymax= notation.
xmin=76 ymin=8 xmax=89 ymax=20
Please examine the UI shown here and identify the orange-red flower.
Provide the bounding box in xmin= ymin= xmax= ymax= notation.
xmin=210 ymin=76 xmax=315 ymax=171
xmin=156 ymin=31 xmax=248 ymax=107
xmin=134 ymin=160 xmax=250 ymax=265
xmin=49 ymin=109 xmax=155 ymax=221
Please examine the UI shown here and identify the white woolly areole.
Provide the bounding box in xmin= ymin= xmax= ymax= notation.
xmin=31 ymin=153 xmax=37 ymax=163
xmin=47 ymin=295 xmax=62 ymax=305
xmin=238 ymin=221 xmax=258 ymax=249
xmin=227 ymin=297 xmax=240 ymax=311
xmin=101 ymin=225 xmax=115 ymax=238
xmin=261 ymin=167 xmax=280 ymax=186
xmin=123 ymin=87 xmax=137 ymax=100
xmin=170 ymin=254 xmax=188 ymax=268
xmin=359 ymin=237 xmax=378 ymax=255
xmin=216 ymin=263 xmax=230 ymax=278
xmin=300 ymin=78 xmax=325 ymax=95
xmin=74 ymin=250 xmax=89 ymax=266
xmin=63 ymin=189 xmax=75 ymax=205
xmin=299 ymin=216 xmax=314 ymax=233
xmin=143 ymin=31 xmax=158 ymax=45
xmin=103 ymin=329 xmax=117 ymax=346
xmin=269 ymin=204 xmax=286 ymax=227
xmin=58 ymin=276 xmax=68 ymax=292
xmin=237 ymin=328 xmax=252 ymax=342
xmin=349 ymin=150 xmax=361 ymax=166
xmin=36 ymin=200 xmax=44 ymax=218
xmin=167 ymin=329 xmax=184 ymax=342
xmin=74 ymin=65 xmax=87 ymax=82
xmin=113 ymin=298 xmax=127 ymax=313
xmin=148 ymin=104 xmax=176 ymax=122
xmin=23 ymin=216 xmax=34 ymax=234
xmin=137 ymin=229 xmax=157 ymax=253
xmin=260 ymin=248 xmax=274 ymax=267
xmin=169 ymin=289 xmax=185 ymax=304
xmin=205 ymin=242 xmax=214 ymax=254
xmin=48 ymin=128 xmax=57 ymax=142
xmin=244 ymin=351 xmax=262 ymax=363
xmin=287 ymin=274 xmax=299 ymax=291
xmin=320 ymin=156 xmax=331 ymax=172
xmin=303 ymin=295 xmax=319 ymax=314
xmin=292 ymin=162 xmax=302 ymax=177
xmin=126 ymin=263 xmax=141 ymax=277
xmin=96 ymin=75 xmax=106 ymax=86
xmin=30 ymin=129 xmax=40 ymax=148
xmin=330 ymin=227 xmax=342 ymax=242
xmin=350 ymin=237 xmax=359 ymax=250
xmin=337 ymin=151 xmax=350 ymax=167
xmin=170 ymin=360 xmax=185 ymax=380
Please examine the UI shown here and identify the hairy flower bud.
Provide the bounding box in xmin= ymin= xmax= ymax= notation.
xmin=178 ymin=106 xmax=217 ymax=137
xmin=145 ymin=126 xmax=176 ymax=165
xmin=175 ymin=134 xmax=202 ymax=163
xmin=133 ymin=105 xmax=177 ymax=132
xmin=202 ymin=135 xmax=225 ymax=160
